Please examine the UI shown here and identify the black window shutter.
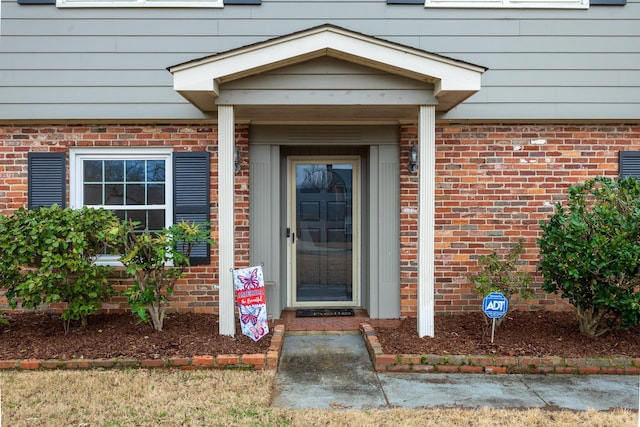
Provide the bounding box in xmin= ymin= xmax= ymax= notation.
xmin=619 ymin=151 xmax=640 ymax=179
xmin=28 ymin=152 xmax=66 ymax=209
xmin=174 ymin=151 xmax=211 ymax=265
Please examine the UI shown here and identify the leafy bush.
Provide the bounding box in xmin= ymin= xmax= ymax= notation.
xmin=115 ymin=220 xmax=213 ymax=331
xmin=0 ymin=206 xmax=120 ymax=332
xmin=538 ymin=176 xmax=640 ymax=337
xmin=468 ymin=239 xmax=533 ymax=328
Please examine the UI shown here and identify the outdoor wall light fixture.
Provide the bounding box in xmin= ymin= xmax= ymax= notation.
xmin=408 ymin=144 xmax=418 ymax=174
xmin=234 ymin=146 xmax=241 ymax=174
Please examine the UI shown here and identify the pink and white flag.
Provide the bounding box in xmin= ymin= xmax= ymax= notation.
xmin=233 ymin=265 xmax=269 ymax=342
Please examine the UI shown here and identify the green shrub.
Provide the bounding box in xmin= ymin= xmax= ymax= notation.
xmin=538 ymin=176 xmax=640 ymax=337
xmin=0 ymin=206 xmax=120 ymax=332
xmin=115 ymin=220 xmax=213 ymax=331
xmin=468 ymin=239 xmax=533 ymax=328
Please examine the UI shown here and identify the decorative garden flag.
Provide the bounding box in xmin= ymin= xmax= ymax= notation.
xmin=233 ymin=265 xmax=269 ymax=342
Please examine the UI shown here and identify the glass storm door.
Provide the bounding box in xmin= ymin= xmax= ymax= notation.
xmin=289 ymin=158 xmax=359 ymax=307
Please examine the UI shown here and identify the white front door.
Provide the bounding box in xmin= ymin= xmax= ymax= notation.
xmin=288 ymin=157 xmax=360 ymax=307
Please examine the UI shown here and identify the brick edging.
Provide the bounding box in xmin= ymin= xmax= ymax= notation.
xmin=360 ymin=323 xmax=640 ymax=375
xmin=0 ymin=324 xmax=285 ymax=372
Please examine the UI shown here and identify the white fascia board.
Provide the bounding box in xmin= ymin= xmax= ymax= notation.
xmin=322 ymin=32 xmax=485 ymax=83
xmin=433 ymin=73 xmax=483 ymax=110
xmin=172 ymin=71 xmax=219 ymax=94
xmin=171 ymin=27 xmax=485 ymax=91
xmin=434 ymin=70 xmax=483 ymax=93
xmin=170 ymin=26 xmax=485 ymax=111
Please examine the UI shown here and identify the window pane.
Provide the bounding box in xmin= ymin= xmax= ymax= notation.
xmin=84 ymin=160 xmax=103 ymax=182
xmin=147 ymin=160 xmax=165 ymax=182
xmin=77 ymin=153 xmax=170 ymax=261
xmin=105 ymin=184 xmax=124 ymax=204
xmin=126 ymin=184 xmax=145 ymax=205
xmin=84 ymin=184 xmax=103 ymax=205
xmin=126 ymin=160 xmax=145 ymax=182
xmin=148 ymin=210 xmax=165 ymax=231
xmin=127 ymin=210 xmax=147 ymax=229
xmin=147 ymin=184 xmax=165 ymax=204
xmin=104 ymin=160 xmax=124 ymax=182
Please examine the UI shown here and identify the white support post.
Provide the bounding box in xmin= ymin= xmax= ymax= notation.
xmin=218 ymin=105 xmax=236 ymax=336
xmin=417 ymin=105 xmax=436 ymax=338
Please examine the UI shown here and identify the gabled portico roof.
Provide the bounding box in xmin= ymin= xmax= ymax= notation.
xmin=168 ymin=24 xmax=486 ymax=114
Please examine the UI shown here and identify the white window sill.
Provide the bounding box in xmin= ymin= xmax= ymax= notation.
xmin=57 ymin=0 xmax=223 ymax=7
xmin=425 ymin=0 xmax=588 ymax=7
xmin=93 ymin=255 xmax=124 ymax=268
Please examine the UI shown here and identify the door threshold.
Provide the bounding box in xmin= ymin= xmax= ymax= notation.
xmin=295 ymin=308 xmax=355 ymax=318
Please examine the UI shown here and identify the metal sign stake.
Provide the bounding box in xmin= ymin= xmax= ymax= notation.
xmin=491 ymin=318 xmax=496 ymax=344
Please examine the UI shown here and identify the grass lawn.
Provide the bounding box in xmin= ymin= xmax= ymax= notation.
xmin=0 ymin=370 xmax=636 ymax=426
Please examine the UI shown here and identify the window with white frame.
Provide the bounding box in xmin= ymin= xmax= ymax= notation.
xmin=70 ymin=148 xmax=173 ymax=260
xmin=57 ymin=0 xmax=223 ymax=8
xmin=425 ymin=0 xmax=588 ymax=8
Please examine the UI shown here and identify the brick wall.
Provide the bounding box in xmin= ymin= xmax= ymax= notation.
xmin=399 ymin=124 xmax=419 ymax=318
xmin=398 ymin=123 xmax=640 ymax=317
xmin=2 ymin=123 xmax=640 ymax=317
xmin=0 ymin=124 xmax=251 ymax=315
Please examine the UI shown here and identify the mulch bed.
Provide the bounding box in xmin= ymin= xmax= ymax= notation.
xmin=375 ymin=311 xmax=640 ymax=358
xmin=0 ymin=310 xmax=638 ymax=360
xmin=0 ymin=312 xmax=271 ymax=360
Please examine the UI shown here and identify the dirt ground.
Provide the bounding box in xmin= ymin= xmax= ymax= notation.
xmin=0 ymin=310 xmax=638 ymax=360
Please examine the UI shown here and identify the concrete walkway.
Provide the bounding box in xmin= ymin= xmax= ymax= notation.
xmin=272 ymin=333 xmax=640 ymax=411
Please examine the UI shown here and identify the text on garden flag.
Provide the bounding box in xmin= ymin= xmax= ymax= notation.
xmin=233 ymin=265 xmax=269 ymax=342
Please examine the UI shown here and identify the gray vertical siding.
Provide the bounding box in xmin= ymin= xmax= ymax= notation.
xmin=249 ymin=144 xmax=281 ymax=318
xmin=369 ymin=144 xmax=401 ymax=318
xmin=0 ymin=0 xmax=638 ymax=121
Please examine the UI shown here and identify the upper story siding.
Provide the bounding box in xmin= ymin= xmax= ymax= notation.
xmin=0 ymin=0 xmax=638 ymax=122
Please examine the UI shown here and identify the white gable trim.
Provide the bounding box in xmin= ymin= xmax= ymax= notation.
xmin=168 ymin=25 xmax=485 ymax=113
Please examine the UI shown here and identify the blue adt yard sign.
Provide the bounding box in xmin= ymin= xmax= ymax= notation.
xmin=482 ymin=292 xmax=508 ymax=319
xmin=482 ymin=292 xmax=508 ymax=343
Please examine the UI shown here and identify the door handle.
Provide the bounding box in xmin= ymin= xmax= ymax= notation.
xmin=286 ymin=227 xmax=295 ymax=243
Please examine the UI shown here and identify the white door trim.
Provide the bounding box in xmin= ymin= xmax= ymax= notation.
xmin=287 ymin=156 xmax=361 ymax=308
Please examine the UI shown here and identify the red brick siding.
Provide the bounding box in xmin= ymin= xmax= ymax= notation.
xmin=398 ymin=123 xmax=640 ymax=317
xmin=234 ymin=126 xmax=251 ymax=269
xmin=0 ymin=124 xmax=251 ymax=315
xmin=399 ymin=124 xmax=419 ymax=318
